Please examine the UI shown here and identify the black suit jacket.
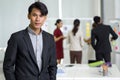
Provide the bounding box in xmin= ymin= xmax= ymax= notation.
xmin=3 ymin=28 xmax=57 ymax=80
xmin=91 ymin=24 xmax=118 ymax=53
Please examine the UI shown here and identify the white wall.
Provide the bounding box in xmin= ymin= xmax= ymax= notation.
xmin=40 ymin=0 xmax=101 ymax=18
xmin=0 ymin=0 xmax=34 ymax=47
xmin=0 ymin=0 xmax=102 ymax=64
xmin=115 ymin=0 xmax=120 ymax=18
xmin=103 ymin=0 xmax=115 ymax=23
xmin=62 ymin=0 xmax=101 ymax=18
xmin=0 ymin=0 xmax=100 ymax=47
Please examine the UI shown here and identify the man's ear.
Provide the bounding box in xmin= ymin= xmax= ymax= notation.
xmin=44 ymin=16 xmax=47 ymax=21
xmin=28 ymin=14 xmax=30 ymax=19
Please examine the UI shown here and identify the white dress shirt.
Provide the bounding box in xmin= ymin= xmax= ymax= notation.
xmin=28 ymin=27 xmax=43 ymax=71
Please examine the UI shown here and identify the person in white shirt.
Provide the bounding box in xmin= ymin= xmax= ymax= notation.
xmin=68 ymin=19 xmax=84 ymax=64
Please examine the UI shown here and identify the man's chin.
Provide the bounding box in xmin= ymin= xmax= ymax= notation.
xmin=35 ymin=26 xmax=41 ymax=29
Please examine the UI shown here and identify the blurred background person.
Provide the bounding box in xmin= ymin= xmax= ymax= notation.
xmin=67 ymin=19 xmax=84 ymax=64
xmin=91 ymin=16 xmax=118 ymax=66
xmin=53 ymin=19 xmax=66 ymax=64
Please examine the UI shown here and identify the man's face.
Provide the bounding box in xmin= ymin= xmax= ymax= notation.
xmin=28 ymin=8 xmax=47 ymax=29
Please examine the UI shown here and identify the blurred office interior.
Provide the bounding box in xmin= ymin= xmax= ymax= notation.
xmin=0 ymin=0 xmax=120 ymax=79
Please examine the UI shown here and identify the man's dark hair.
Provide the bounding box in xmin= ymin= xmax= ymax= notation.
xmin=93 ymin=16 xmax=100 ymax=24
xmin=28 ymin=1 xmax=48 ymax=16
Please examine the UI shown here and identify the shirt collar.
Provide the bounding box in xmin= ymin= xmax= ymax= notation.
xmin=27 ymin=26 xmax=42 ymax=35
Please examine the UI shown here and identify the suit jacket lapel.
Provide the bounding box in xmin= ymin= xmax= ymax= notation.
xmin=23 ymin=29 xmax=48 ymax=71
xmin=41 ymin=31 xmax=47 ymax=69
xmin=23 ymin=28 xmax=38 ymax=67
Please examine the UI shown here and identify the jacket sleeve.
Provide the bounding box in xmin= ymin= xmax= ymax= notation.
xmin=109 ymin=26 xmax=118 ymax=40
xmin=3 ymin=34 xmax=17 ymax=80
xmin=48 ymin=36 xmax=57 ymax=80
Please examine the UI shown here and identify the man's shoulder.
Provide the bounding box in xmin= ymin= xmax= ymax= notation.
xmin=11 ymin=28 xmax=26 ymax=37
xmin=42 ymin=30 xmax=53 ymax=38
xmin=102 ymin=24 xmax=111 ymax=27
xmin=42 ymin=31 xmax=54 ymax=43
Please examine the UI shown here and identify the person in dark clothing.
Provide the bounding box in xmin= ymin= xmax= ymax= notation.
xmin=91 ymin=16 xmax=118 ymax=66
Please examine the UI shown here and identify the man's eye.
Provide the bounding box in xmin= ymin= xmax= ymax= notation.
xmin=39 ymin=15 xmax=44 ymax=17
xmin=32 ymin=14 xmax=37 ymax=16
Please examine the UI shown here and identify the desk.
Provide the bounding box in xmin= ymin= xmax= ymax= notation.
xmin=57 ymin=64 xmax=120 ymax=80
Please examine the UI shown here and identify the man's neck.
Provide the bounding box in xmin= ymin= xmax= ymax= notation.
xmin=29 ymin=25 xmax=41 ymax=35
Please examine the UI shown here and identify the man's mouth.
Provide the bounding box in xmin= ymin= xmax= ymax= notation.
xmin=35 ymin=23 xmax=40 ymax=26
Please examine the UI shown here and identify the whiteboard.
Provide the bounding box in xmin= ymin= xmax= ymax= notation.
xmin=109 ymin=19 xmax=120 ymax=53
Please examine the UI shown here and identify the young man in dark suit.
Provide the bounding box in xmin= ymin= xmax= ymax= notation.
xmin=3 ymin=2 xmax=57 ymax=80
xmin=91 ymin=16 xmax=118 ymax=66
